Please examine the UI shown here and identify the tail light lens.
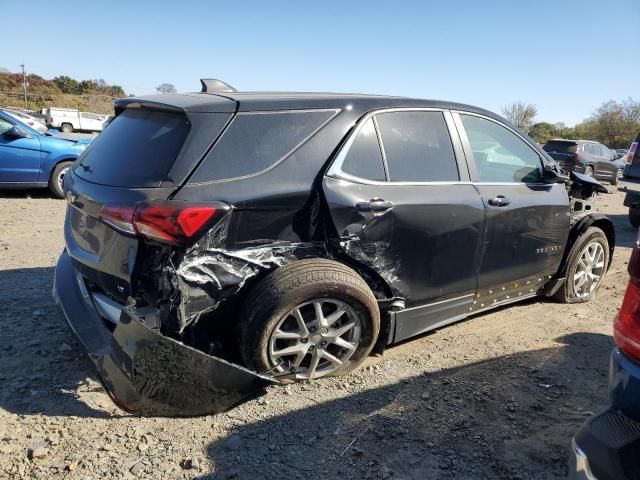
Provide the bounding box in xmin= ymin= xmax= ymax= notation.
xmin=99 ymin=201 xmax=229 ymax=246
xmin=614 ymin=246 xmax=640 ymax=362
xmin=628 ymin=142 xmax=638 ymax=165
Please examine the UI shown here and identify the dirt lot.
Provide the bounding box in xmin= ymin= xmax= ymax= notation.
xmin=0 ymin=186 xmax=636 ymax=480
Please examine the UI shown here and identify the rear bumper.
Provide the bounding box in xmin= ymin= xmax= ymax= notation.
xmin=53 ymin=249 xmax=275 ymax=417
xmin=571 ymin=349 xmax=640 ymax=480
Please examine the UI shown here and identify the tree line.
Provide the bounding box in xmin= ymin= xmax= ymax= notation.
xmin=502 ymin=98 xmax=640 ymax=149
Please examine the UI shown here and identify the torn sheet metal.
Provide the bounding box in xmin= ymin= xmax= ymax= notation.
xmin=55 ymin=249 xmax=275 ymax=417
xmin=173 ymin=236 xmax=328 ymax=332
xmin=339 ymin=237 xmax=405 ymax=297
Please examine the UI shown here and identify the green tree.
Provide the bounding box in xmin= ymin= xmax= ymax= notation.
xmin=528 ymin=122 xmax=557 ymax=144
xmin=583 ymin=98 xmax=640 ymax=148
xmin=501 ymin=101 xmax=538 ymax=131
xmin=156 ymin=83 xmax=177 ymax=94
xmin=53 ymin=75 xmax=81 ymax=94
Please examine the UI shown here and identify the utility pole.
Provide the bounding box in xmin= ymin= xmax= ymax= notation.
xmin=20 ymin=64 xmax=27 ymax=109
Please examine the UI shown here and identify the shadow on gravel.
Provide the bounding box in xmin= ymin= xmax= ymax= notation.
xmin=0 ymin=266 xmax=111 ymax=418
xmin=199 ymin=332 xmax=612 ymax=480
xmin=605 ymin=213 xmax=637 ymax=249
xmin=0 ymin=189 xmax=58 ymax=199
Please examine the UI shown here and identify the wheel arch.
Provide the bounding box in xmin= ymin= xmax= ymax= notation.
xmin=558 ymin=214 xmax=615 ymax=277
xmin=47 ymin=157 xmax=76 ymax=183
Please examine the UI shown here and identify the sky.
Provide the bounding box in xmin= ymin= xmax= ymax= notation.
xmin=3 ymin=0 xmax=639 ymax=126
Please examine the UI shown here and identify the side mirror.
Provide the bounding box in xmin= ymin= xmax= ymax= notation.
xmin=543 ymin=166 xmax=570 ymax=184
xmin=4 ymin=125 xmax=32 ymax=139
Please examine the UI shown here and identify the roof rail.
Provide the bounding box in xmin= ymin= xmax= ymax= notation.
xmin=200 ymin=78 xmax=237 ymax=93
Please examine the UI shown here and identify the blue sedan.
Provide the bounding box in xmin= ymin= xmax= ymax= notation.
xmin=0 ymin=109 xmax=93 ymax=198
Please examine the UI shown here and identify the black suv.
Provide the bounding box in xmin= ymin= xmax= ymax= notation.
xmin=54 ymin=81 xmax=614 ymax=416
xmin=543 ymin=139 xmax=625 ymax=185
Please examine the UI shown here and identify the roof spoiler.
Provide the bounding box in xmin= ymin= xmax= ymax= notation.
xmin=200 ymin=78 xmax=237 ymax=93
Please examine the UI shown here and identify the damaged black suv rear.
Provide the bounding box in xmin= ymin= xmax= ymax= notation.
xmin=54 ymin=81 xmax=614 ymax=416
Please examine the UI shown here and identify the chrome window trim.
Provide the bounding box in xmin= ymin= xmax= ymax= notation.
xmin=190 ymin=108 xmax=341 ymax=185
xmin=327 ymin=107 xmax=465 ymax=185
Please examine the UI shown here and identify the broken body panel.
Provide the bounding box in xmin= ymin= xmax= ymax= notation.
xmin=55 ymin=92 xmax=614 ymax=416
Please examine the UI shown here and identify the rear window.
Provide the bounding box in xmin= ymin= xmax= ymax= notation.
xmin=340 ymin=118 xmax=386 ymax=181
xmin=542 ymin=141 xmax=577 ymax=154
xmin=190 ymin=110 xmax=336 ymax=182
xmin=375 ymin=111 xmax=459 ymax=182
xmin=74 ymin=108 xmax=190 ymax=187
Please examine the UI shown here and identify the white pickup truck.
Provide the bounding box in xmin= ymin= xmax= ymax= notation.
xmin=42 ymin=107 xmax=107 ymax=133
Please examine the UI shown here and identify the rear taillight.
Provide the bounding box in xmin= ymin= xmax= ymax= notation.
xmin=628 ymin=142 xmax=638 ymax=165
xmin=614 ymin=247 xmax=640 ymax=362
xmin=98 ymin=202 xmax=228 ymax=246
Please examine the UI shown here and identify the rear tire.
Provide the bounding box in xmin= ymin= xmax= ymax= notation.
xmin=630 ymin=206 xmax=640 ymax=229
xmin=60 ymin=123 xmax=73 ymax=133
xmin=553 ymin=227 xmax=609 ymax=303
xmin=49 ymin=161 xmax=72 ymax=199
xmin=611 ymin=168 xmax=623 ymax=185
xmin=238 ymin=259 xmax=380 ymax=380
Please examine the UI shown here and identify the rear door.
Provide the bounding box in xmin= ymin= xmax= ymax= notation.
xmin=324 ymin=109 xmax=486 ymax=340
xmin=593 ymin=144 xmax=616 ymax=179
xmin=0 ymin=114 xmax=42 ymax=184
xmin=454 ymin=112 xmax=569 ymax=302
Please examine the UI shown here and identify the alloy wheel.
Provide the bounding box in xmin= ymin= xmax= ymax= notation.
xmin=617 ymin=168 xmax=624 ymax=179
xmin=57 ymin=166 xmax=69 ymax=192
xmin=268 ymin=298 xmax=362 ymax=379
xmin=573 ymin=242 xmax=605 ymax=298
xmin=585 ymin=166 xmax=594 ymax=176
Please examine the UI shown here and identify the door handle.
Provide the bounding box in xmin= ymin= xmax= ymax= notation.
xmin=356 ymin=198 xmax=394 ymax=213
xmin=488 ymin=195 xmax=511 ymax=207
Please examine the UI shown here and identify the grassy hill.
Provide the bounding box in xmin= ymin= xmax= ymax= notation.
xmin=0 ymin=72 xmax=125 ymax=115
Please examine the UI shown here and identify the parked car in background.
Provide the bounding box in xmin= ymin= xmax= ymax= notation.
xmin=543 ymin=139 xmax=625 ymax=185
xmin=0 ymin=109 xmax=92 ymax=198
xmin=43 ymin=107 xmax=108 ymax=133
xmin=54 ymin=83 xmax=614 ymax=416
xmin=623 ymin=134 xmax=640 ymax=179
xmin=571 ymin=240 xmax=640 ymax=480
xmin=3 ymin=109 xmax=48 ymax=133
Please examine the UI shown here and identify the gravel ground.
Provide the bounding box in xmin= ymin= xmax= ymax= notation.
xmin=0 ymin=185 xmax=636 ymax=479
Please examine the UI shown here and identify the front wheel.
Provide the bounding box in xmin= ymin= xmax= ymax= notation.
xmin=554 ymin=227 xmax=609 ymax=303
xmin=238 ymin=259 xmax=380 ymax=380
xmin=584 ymin=165 xmax=594 ymax=176
xmin=49 ymin=161 xmax=72 ymax=199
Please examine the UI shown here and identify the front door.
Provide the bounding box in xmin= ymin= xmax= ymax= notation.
xmin=323 ymin=109 xmax=486 ymax=340
xmin=0 ymin=115 xmax=42 ymax=184
xmin=455 ymin=112 xmax=570 ymax=305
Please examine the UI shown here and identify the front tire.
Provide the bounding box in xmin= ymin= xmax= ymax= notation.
xmin=238 ymin=259 xmax=380 ymax=380
xmin=584 ymin=165 xmax=594 ymax=177
xmin=60 ymin=123 xmax=73 ymax=133
xmin=49 ymin=161 xmax=72 ymax=199
xmin=554 ymin=227 xmax=609 ymax=303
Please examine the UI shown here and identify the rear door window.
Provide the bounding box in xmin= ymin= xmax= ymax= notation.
xmin=340 ymin=118 xmax=386 ymax=181
xmin=191 ymin=110 xmax=336 ymax=182
xmin=74 ymin=108 xmax=191 ymax=187
xmin=375 ymin=111 xmax=459 ymax=182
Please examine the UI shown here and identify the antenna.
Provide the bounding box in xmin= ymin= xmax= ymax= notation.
xmin=200 ymin=79 xmax=237 ymax=93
